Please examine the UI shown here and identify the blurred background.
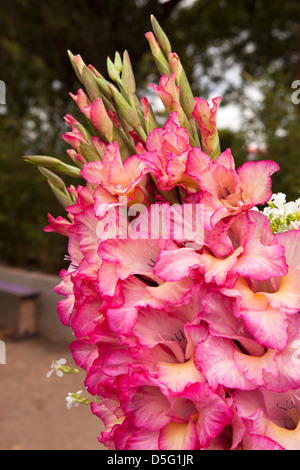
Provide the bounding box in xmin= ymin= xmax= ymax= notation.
xmin=0 ymin=0 xmax=299 ymax=450
xmin=0 ymin=0 xmax=299 ymax=274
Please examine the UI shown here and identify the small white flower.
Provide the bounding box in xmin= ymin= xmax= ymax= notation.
xmin=270 ymin=192 xmax=286 ymax=208
xmin=46 ymin=358 xmax=67 ymax=378
xmin=284 ymin=201 xmax=298 ymax=215
xmin=66 ymin=390 xmax=83 ymax=409
xmin=290 ymin=220 xmax=300 ymax=230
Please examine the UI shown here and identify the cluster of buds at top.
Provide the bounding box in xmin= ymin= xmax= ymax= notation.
xmin=23 ymin=15 xmax=222 ymax=206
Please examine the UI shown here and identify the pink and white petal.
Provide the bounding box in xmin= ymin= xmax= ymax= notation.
xmin=166 ymin=283 xmax=207 ymax=324
xmin=138 ymin=150 xmax=164 ymax=178
xmin=241 ymin=306 xmax=289 ymax=350
xmin=90 ymin=319 xmax=120 ymax=346
xmin=210 ymin=205 xmax=236 ymax=228
xmin=222 ymin=277 xmax=269 ymax=312
xmin=260 ymin=388 xmax=300 ymax=428
xmin=102 ymin=349 xmax=133 ymax=377
xmin=153 ymin=247 xmax=202 ymax=282
xmin=237 ymin=160 xmax=280 ymax=206
xmin=75 ymin=206 xmax=101 ymax=264
xmin=247 ymin=209 xmax=277 ymax=246
xmin=199 ymin=291 xmax=247 ymax=339
xmin=91 ymin=402 xmax=124 ymax=449
xmin=263 ymin=268 xmax=300 ymax=312
xmin=159 ymin=419 xmax=198 ymax=450
xmin=232 ymin=239 xmax=288 ymax=281
xmin=206 ymin=218 xmax=235 ymax=257
xmin=125 ymin=428 xmax=159 ymax=450
xmin=243 ymin=432 xmax=284 ymax=450
xmin=194 ymin=335 xmax=256 ymax=391
xmin=123 ymin=154 xmax=148 ymax=180
xmin=99 ymin=237 xmax=160 ymax=280
xmin=185 ymin=147 xmax=211 ymax=183
xmin=215 ymin=148 xmax=235 ymax=170
xmin=184 ymin=323 xmax=208 ymax=359
xmin=181 ymin=383 xmax=234 ymax=448
xmin=71 ymin=299 xmax=102 ymax=338
xmin=147 ymin=278 xmax=194 ymax=305
xmin=199 ymin=191 xmax=230 ymax=229
xmin=97 ymin=261 xmax=121 ymax=303
xmin=80 ymin=160 xmax=105 ymax=184
xmin=133 ymin=307 xmax=185 ymax=348
xmin=89 ymin=98 xmax=113 ymax=140
xmin=168 ymin=397 xmax=197 ymax=423
xmin=232 ymin=389 xmax=265 ymax=421
xmin=69 ymin=339 xmax=99 ymax=371
xmin=44 ymin=213 xmax=73 ymax=237
xmin=93 ymin=186 xmax=120 ymax=218
xmin=157 ymin=359 xmax=206 ymax=395
xmin=123 ymin=386 xmax=171 ymax=432
xmin=106 ymin=276 xmax=164 ymax=334
xmin=251 ymin=416 xmax=300 ymax=450
xmin=132 ymin=307 xmax=185 ymax=362
xmin=107 ymin=144 xmax=130 ymax=186
xmin=275 ymin=230 xmax=300 ymax=269
xmin=263 ymin=323 xmax=300 ymax=392
xmin=198 ymin=247 xmax=243 ymax=285
xmin=165 ymin=153 xmax=187 ymax=181
xmin=56 ymin=291 xmax=75 ymax=326
xmin=234 ymin=348 xmax=278 ymax=386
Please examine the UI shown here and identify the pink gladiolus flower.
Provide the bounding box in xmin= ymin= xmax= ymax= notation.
xmin=186 ymin=148 xmax=280 ymax=228
xmin=192 ymin=96 xmax=221 ymax=158
xmin=140 ymin=112 xmax=197 ymax=191
xmin=81 ymin=141 xmax=150 ymax=206
xmin=220 ymin=225 xmax=300 ymax=351
xmin=149 ymin=74 xmax=181 ymax=115
xmin=233 ymin=388 xmax=300 ymax=450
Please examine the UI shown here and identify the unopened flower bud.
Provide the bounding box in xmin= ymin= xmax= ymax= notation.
xmin=150 ymin=15 xmax=172 ymax=56
xmin=145 ymin=32 xmax=171 ymax=77
xmin=121 ymin=50 xmax=136 ymax=98
xmin=23 ymin=155 xmax=81 ymax=178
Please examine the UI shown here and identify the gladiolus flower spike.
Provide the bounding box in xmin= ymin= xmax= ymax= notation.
xmin=25 ymin=15 xmax=300 ymax=451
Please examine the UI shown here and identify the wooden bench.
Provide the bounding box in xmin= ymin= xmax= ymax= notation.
xmin=0 ymin=281 xmax=40 ymax=339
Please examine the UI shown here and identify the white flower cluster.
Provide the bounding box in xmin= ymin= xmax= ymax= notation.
xmin=260 ymin=192 xmax=300 ymax=234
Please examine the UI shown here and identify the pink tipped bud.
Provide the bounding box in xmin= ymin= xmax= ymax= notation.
xmin=192 ymin=96 xmax=222 ymax=159
xmin=69 ymin=89 xmax=91 ymax=110
xmin=89 ymin=98 xmax=114 ymax=142
xmin=145 ymin=32 xmax=171 ymax=77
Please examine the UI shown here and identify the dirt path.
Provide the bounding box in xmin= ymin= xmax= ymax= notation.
xmin=0 ymin=334 xmax=106 ymax=450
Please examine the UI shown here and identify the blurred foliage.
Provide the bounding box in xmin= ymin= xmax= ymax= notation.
xmin=0 ymin=0 xmax=299 ymax=272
